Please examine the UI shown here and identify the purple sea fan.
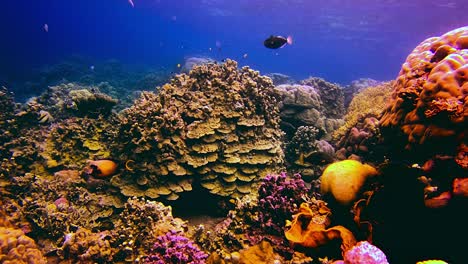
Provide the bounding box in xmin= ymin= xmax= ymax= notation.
xmin=144 ymin=230 xmax=208 ymax=264
xmin=257 ymin=172 xmax=310 ymax=235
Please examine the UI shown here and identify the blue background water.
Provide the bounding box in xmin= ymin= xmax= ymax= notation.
xmin=0 ymin=0 xmax=466 ymax=96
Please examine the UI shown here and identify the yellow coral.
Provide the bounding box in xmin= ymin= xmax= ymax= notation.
xmin=320 ymin=160 xmax=378 ymax=205
xmin=333 ymin=81 xmax=393 ymax=142
xmin=416 ymin=260 xmax=448 ymax=264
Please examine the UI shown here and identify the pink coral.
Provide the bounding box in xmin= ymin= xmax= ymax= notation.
xmin=343 ymin=241 xmax=388 ymax=264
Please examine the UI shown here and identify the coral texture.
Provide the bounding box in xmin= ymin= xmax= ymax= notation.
xmin=320 ymin=160 xmax=378 ymax=206
xmin=343 ymin=78 xmax=382 ymax=108
xmin=114 ymin=59 xmax=284 ymax=200
xmin=333 ymin=82 xmax=393 ymax=162
xmin=300 ymin=77 xmax=345 ymax=119
xmin=15 ymin=170 xmax=123 ymax=239
xmin=275 ymin=84 xmax=344 ymax=140
xmin=342 ymin=241 xmax=388 ymax=264
xmin=144 ymin=230 xmax=208 ymax=264
xmin=286 ymin=126 xmax=335 ymax=180
xmin=256 ymin=172 xmax=310 ymax=235
xmin=57 ymin=228 xmax=114 ymax=263
xmin=380 ymin=26 xmax=468 ymax=168
xmin=111 ymin=197 xmax=187 ymax=262
xmin=27 ymin=82 xmax=118 ymax=120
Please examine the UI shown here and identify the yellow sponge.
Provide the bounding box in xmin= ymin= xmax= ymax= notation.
xmin=320 ymin=160 xmax=378 ymax=205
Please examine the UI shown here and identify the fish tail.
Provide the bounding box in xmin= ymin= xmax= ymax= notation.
xmin=287 ymin=35 xmax=293 ymax=45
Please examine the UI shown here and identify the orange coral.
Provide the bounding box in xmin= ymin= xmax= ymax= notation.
xmin=380 ymin=26 xmax=468 ymax=167
xmin=285 ymin=202 xmax=356 ymax=253
xmin=0 ymin=227 xmax=46 ymax=264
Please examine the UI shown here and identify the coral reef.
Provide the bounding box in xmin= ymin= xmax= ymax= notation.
xmin=379 ymin=26 xmax=468 ymax=168
xmin=113 ymin=59 xmax=284 ymax=200
xmin=111 ymin=197 xmax=187 ymax=262
xmin=343 ymin=78 xmax=382 ymax=108
xmin=300 ymin=77 xmax=345 ymax=119
xmin=25 ymin=82 xmax=117 ymax=122
xmin=39 ymin=116 xmax=116 ymax=170
xmin=275 ymin=84 xmax=344 ymax=140
xmin=181 ymin=56 xmax=216 ymax=73
xmin=143 ymin=230 xmax=208 ymax=264
xmin=56 ymin=228 xmax=114 ymax=263
xmin=256 ymin=172 xmax=310 ymax=236
xmin=286 ymin=126 xmax=335 ymax=181
xmin=14 ymin=170 xmax=123 ymax=240
xmin=0 ymin=87 xmax=17 ymax=154
xmin=266 ymin=73 xmax=295 ymax=86
xmin=333 ymin=81 xmax=393 ymax=161
xmin=320 ymin=160 xmax=378 ymax=206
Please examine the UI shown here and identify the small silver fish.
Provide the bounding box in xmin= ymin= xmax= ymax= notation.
xmin=43 ymin=23 xmax=49 ymax=32
xmin=128 ymin=0 xmax=134 ymax=8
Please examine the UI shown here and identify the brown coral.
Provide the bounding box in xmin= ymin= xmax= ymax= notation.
xmin=114 ymin=59 xmax=284 ymax=200
xmin=380 ymin=26 xmax=468 ymax=167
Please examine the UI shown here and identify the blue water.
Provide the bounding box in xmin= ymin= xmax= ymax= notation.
xmin=0 ymin=0 xmax=466 ymax=96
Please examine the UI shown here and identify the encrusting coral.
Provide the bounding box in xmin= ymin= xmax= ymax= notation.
xmin=380 ymin=26 xmax=468 ymax=169
xmin=113 ymin=59 xmax=284 ymax=200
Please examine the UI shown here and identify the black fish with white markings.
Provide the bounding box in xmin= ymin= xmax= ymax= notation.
xmin=263 ymin=35 xmax=293 ymax=49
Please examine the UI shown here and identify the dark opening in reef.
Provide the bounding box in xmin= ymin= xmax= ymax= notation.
xmin=169 ymin=184 xmax=229 ymax=223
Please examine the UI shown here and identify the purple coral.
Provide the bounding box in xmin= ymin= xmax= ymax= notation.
xmin=343 ymin=241 xmax=389 ymax=264
xmin=144 ymin=231 xmax=208 ymax=264
xmin=257 ymin=172 xmax=310 ymax=235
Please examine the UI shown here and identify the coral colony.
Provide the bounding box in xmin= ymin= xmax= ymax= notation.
xmin=0 ymin=26 xmax=467 ymax=264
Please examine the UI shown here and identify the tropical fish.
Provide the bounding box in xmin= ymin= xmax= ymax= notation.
xmin=38 ymin=110 xmax=54 ymax=123
xmin=263 ymin=35 xmax=293 ymax=49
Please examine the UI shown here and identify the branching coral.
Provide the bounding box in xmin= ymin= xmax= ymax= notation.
xmin=256 ymin=172 xmax=310 ymax=236
xmin=144 ymin=230 xmax=208 ymax=264
xmin=113 ymin=59 xmax=284 ymax=200
xmin=111 ymin=197 xmax=187 ymax=262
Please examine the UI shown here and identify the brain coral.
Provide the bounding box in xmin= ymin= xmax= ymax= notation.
xmin=380 ymin=26 xmax=468 ymax=168
xmin=114 ymin=59 xmax=284 ymax=200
